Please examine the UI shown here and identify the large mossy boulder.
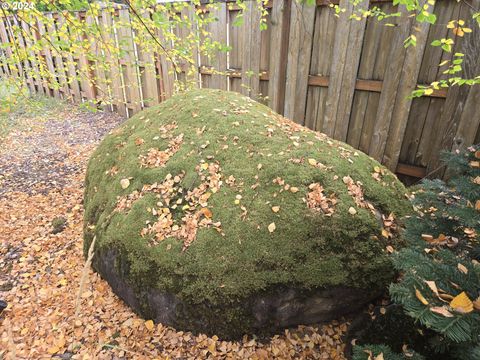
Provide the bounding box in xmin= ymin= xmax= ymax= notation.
xmin=84 ymin=89 xmax=411 ymax=338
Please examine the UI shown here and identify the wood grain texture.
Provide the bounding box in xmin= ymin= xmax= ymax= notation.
xmin=427 ymin=0 xmax=480 ymax=176
xmin=100 ymin=9 xmax=126 ymax=116
xmin=382 ymin=0 xmax=431 ymax=170
xmin=117 ymin=9 xmax=141 ymax=115
xmin=283 ymin=2 xmax=315 ymax=124
xmin=210 ymin=3 xmax=228 ymax=90
xmin=323 ymin=0 xmax=369 ymax=141
xmin=268 ymin=0 xmax=291 ymax=113
xmin=241 ymin=1 xmax=262 ymax=98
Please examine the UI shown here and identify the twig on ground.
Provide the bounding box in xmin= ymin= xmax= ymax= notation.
xmin=74 ymin=236 xmax=96 ymax=320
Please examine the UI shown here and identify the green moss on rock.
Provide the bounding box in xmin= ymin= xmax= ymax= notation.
xmin=84 ymin=89 xmax=411 ymax=338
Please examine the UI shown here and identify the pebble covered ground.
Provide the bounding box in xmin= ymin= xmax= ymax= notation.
xmin=0 ymin=102 xmax=350 ymax=359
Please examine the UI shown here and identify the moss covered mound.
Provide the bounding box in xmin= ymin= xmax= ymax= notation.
xmin=84 ymin=89 xmax=411 ymax=338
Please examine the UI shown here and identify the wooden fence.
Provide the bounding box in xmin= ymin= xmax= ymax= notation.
xmin=0 ymin=0 xmax=479 ymax=179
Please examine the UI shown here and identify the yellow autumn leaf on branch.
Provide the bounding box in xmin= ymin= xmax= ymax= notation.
xmin=450 ymin=291 xmax=474 ymax=313
xmin=415 ymin=288 xmax=429 ymax=305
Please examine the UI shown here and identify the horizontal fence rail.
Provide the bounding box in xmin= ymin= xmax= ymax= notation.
xmin=1 ymin=0 xmax=479 ymax=179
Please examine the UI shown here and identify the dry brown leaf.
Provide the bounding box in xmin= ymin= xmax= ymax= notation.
xmin=268 ymin=222 xmax=276 ymax=233
xmin=430 ymin=306 xmax=454 ymax=317
xmin=457 ymin=263 xmax=468 ymax=274
xmin=120 ymin=178 xmax=130 ymax=189
xmin=473 ymin=296 xmax=480 ymax=311
xmin=424 ymin=280 xmax=439 ymax=297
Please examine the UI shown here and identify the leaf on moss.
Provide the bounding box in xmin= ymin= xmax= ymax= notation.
xmin=120 ymin=178 xmax=130 ymax=189
xmin=268 ymin=222 xmax=276 ymax=233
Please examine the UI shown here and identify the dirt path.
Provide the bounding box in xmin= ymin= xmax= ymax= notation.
xmin=0 ymin=105 xmax=348 ymax=359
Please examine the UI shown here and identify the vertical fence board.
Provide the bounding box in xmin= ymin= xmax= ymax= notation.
xmin=155 ymin=21 xmax=175 ymax=100
xmin=283 ymin=2 xmax=315 ymax=124
xmin=100 ymin=9 xmax=127 ymax=116
xmin=0 ymin=17 xmax=19 ymax=78
xmin=118 ymin=9 xmax=141 ymax=115
xmin=210 ymin=3 xmax=228 ymax=90
xmin=74 ymin=13 xmax=96 ymax=102
xmin=426 ymin=1 xmax=477 ymax=175
xmin=241 ymin=2 xmax=262 ymax=98
xmin=46 ymin=14 xmax=70 ymax=99
xmin=382 ymin=5 xmax=431 ymax=170
xmin=137 ymin=10 xmax=161 ymax=108
xmin=268 ymin=0 xmax=291 ymax=113
xmin=11 ymin=16 xmax=35 ymax=93
xmin=368 ymin=6 xmax=411 ymax=162
xmin=37 ymin=18 xmax=61 ymax=98
xmin=323 ymin=0 xmax=368 ymax=141
xmin=228 ymin=7 xmax=244 ymax=93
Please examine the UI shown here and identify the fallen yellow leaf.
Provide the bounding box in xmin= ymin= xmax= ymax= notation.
xmin=145 ymin=319 xmax=154 ymax=331
xmin=271 ymin=206 xmax=280 ymax=213
xmin=450 ymin=291 xmax=474 ymax=313
xmin=415 ymin=288 xmax=429 ymax=305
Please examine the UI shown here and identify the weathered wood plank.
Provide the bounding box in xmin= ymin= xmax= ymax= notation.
xmin=74 ymin=13 xmax=96 ymax=102
xmin=449 ymin=0 xmax=480 ymax=154
xmin=137 ymin=10 xmax=160 ymax=107
xmin=0 ymin=17 xmax=20 ymax=78
xmin=382 ymin=1 xmax=431 ymax=170
xmin=45 ymin=13 xmax=70 ymax=99
xmin=100 ymin=9 xmax=126 ymax=116
xmin=57 ymin=15 xmax=81 ymax=102
xmin=241 ymin=1 xmax=262 ymax=98
xmin=283 ymin=2 xmax=315 ymax=124
xmin=368 ymin=5 xmax=414 ymax=163
xmin=426 ymin=0 xmax=480 ymax=176
xmin=181 ymin=6 xmax=200 ymax=87
xmin=37 ymin=17 xmax=61 ymax=98
xmin=155 ymin=18 xmax=175 ymax=100
xmin=10 ymin=16 xmax=35 ymax=93
xmin=323 ymin=0 xmax=369 ymax=141
xmin=118 ymin=9 xmax=141 ymax=115
xmin=210 ymin=3 xmax=228 ymax=90
xmin=268 ymin=0 xmax=291 ymax=114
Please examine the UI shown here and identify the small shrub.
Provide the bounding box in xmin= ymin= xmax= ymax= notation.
xmin=51 ymin=216 xmax=67 ymax=234
xmin=388 ymin=146 xmax=480 ymax=358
